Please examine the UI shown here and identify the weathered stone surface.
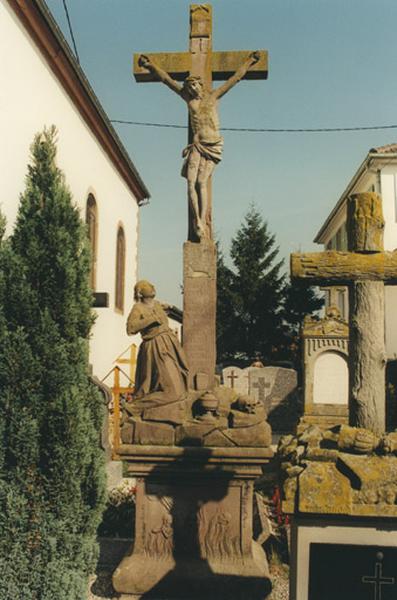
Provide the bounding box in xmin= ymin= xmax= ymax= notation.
xmin=250 ymin=366 xmax=298 ymax=432
xmin=222 ymin=366 xmax=250 ymax=395
xmin=299 ymin=461 xmax=352 ymax=514
xmin=302 ymin=307 xmax=349 ymax=338
xmin=183 ymin=240 xmax=217 ymax=390
xmin=134 ymin=50 xmax=268 ymax=83
xmin=250 ymin=367 xmax=297 ymax=411
xmin=229 ymin=405 xmax=266 ymax=428
xmin=292 ymin=193 xmax=391 ymax=434
xmin=143 ymin=399 xmax=187 ymax=425
xmin=203 ymin=429 xmax=236 ymax=447
xmin=113 ymin=448 xmax=272 ymax=599
xmin=301 ymin=306 xmax=349 ymax=430
xmin=175 ymin=420 xmax=219 ymax=446
xmin=133 ymin=420 xmax=175 ymax=446
xmin=347 ymin=191 xmax=384 ymax=252
xmin=349 ymin=280 xmax=385 ymax=434
xmin=125 ymin=281 xmax=189 ymax=405
xmin=223 ymin=421 xmax=272 ymax=447
xmin=291 ymin=250 xmax=397 ymax=285
xmin=280 ymin=425 xmax=397 ymax=517
xmin=121 ymin=422 xmax=134 ymax=444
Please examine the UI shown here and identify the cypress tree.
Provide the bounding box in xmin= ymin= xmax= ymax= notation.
xmin=0 ymin=127 xmax=106 ymax=599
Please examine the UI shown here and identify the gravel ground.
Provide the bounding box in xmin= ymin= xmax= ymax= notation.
xmin=88 ymin=564 xmax=290 ymax=600
xmin=88 ymin=572 xmax=118 ymax=600
xmin=268 ymin=564 xmax=290 ymax=600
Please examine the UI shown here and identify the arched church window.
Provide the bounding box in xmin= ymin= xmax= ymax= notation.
xmin=85 ymin=194 xmax=98 ymax=290
xmin=115 ymin=226 xmax=126 ymax=312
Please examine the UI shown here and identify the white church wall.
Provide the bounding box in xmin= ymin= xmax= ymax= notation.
xmin=380 ymin=168 xmax=397 ymax=359
xmin=1 ymin=2 xmax=141 ymax=381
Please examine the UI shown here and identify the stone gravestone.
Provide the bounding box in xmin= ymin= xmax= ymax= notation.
xmin=282 ymin=192 xmax=397 ymax=600
xmin=222 ymin=365 xmax=264 ymax=395
xmin=222 ymin=365 xmax=249 ymax=395
xmin=112 ymin=5 xmax=273 ymax=599
xmin=298 ymin=306 xmax=349 ymax=432
xmin=250 ymin=366 xmax=298 ymax=432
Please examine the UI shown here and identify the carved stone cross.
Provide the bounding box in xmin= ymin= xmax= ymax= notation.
xmin=291 ymin=192 xmax=394 ymax=435
xmin=133 ymin=4 xmax=268 ymax=390
xmin=133 ymin=3 xmax=268 ymax=242
xmin=251 ymin=377 xmax=271 ymax=409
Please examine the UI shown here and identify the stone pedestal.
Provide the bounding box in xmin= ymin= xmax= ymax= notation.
xmin=113 ymin=445 xmax=273 ymax=600
xmin=183 ymin=240 xmax=216 ymax=390
xmin=279 ymin=427 xmax=397 ymax=600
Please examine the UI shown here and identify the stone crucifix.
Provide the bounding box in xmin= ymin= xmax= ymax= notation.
xmin=291 ymin=192 xmax=397 ymax=435
xmin=133 ymin=4 xmax=268 ymax=243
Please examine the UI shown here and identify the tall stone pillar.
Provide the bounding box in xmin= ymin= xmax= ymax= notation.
xmin=183 ymin=239 xmax=216 ymax=390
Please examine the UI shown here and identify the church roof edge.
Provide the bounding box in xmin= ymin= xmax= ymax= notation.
xmin=10 ymin=0 xmax=150 ymax=204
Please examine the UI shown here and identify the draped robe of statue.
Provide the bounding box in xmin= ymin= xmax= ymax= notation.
xmin=127 ymin=299 xmax=189 ymax=402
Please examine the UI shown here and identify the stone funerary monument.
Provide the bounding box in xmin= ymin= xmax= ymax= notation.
xmin=283 ymin=192 xmax=397 ymax=600
xmin=112 ymin=5 xmax=274 ymax=599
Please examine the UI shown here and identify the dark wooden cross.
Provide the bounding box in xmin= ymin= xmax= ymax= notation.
xmin=226 ymin=370 xmax=239 ymax=389
xmin=133 ymin=3 xmax=268 ymax=241
xmin=291 ymin=192 xmax=397 ymax=435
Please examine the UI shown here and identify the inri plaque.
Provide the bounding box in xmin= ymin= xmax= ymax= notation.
xmin=309 ymin=543 xmax=397 ymax=600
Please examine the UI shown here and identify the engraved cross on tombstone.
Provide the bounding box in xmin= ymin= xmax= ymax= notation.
xmin=291 ymin=192 xmax=397 ymax=435
xmin=227 ymin=369 xmax=239 ymax=389
xmin=361 ymin=556 xmax=395 ymax=600
xmin=251 ymin=377 xmax=271 ymax=411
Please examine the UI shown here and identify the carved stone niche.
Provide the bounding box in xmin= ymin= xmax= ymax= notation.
xmin=298 ymin=306 xmax=349 ymax=432
xmin=113 ymin=445 xmax=273 ymax=600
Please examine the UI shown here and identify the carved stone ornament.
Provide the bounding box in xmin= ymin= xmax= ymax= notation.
xmin=302 ymin=306 xmax=348 ymax=338
xmin=121 ymin=385 xmax=272 ymax=449
xmin=279 ymin=424 xmax=397 ymax=517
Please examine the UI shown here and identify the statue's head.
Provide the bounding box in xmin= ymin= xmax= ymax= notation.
xmin=134 ymin=280 xmax=156 ymax=301
xmin=183 ymin=75 xmax=203 ymax=98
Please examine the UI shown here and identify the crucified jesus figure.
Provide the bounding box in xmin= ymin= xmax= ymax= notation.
xmin=139 ymin=51 xmax=260 ymax=240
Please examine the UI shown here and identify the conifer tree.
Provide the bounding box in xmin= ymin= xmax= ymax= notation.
xmin=217 ymin=207 xmax=286 ymax=363
xmin=0 ymin=127 xmax=105 ymax=599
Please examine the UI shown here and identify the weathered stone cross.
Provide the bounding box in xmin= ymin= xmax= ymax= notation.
xmin=252 ymin=377 xmax=271 ymax=410
xmin=133 ymin=4 xmax=268 ymax=390
xmin=133 ymin=3 xmax=268 ymax=242
xmin=291 ymin=192 xmax=397 ymax=435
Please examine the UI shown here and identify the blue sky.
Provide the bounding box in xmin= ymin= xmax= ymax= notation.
xmin=46 ymin=0 xmax=397 ymax=306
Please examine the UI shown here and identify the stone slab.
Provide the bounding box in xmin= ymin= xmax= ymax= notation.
xmin=250 ymin=367 xmax=298 ymax=431
xmin=290 ymin=520 xmax=397 ymax=600
xmin=143 ymin=400 xmax=187 ymax=425
xmin=222 ymin=421 xmax=272 ymax=448
xmin=203 ymin=429 xmax=237 ymax=447
xmin=133 ymin=420 xmax=175 ymax=446
xmin=175 ymin=421 xmax=219 ymax=446
xmin=222 ymin=366 xmax=250 ymax=395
